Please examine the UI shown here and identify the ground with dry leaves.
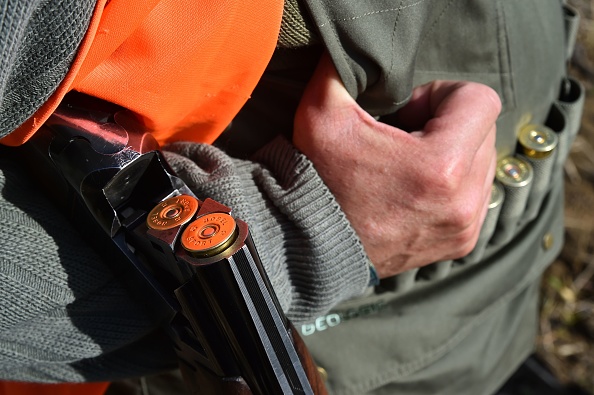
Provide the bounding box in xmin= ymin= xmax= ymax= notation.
xmin=535 ymin=1 xmax=594 ymax=392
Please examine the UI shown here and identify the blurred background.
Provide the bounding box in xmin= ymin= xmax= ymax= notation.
xmin=536 ymin=1 xmax=594 ymax=392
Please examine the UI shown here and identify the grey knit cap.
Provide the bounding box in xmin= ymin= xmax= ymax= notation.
xmin=0 ymin=0 xmax=96 ymax=137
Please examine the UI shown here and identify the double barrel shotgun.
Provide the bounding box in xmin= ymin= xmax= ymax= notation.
xmin=19 ymin=92 xmax=327 ymax=395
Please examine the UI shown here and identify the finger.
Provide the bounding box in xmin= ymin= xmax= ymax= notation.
xmin=421 ymin=81 xmax=502 ymax=150
xmin=463 ymin=125 xmax=498 ymax=249
xmin=478 ymin=137 xmax=498 ymax=225
xmin=466 ymin=121 xmax=497 ymax=214
xmin=461 ymin=146 xmax=498 ymax=257
xmin=386 ymin=81 xmax=436 ymax=131
xmin=297 ymin=53 xmax=358 ymax=114
xmin=294 ymin=52 xmax=377 ymax=153
xmin=441 ymin=124 xmax=496 ymax=255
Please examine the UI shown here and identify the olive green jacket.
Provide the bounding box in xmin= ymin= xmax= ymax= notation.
xmin=298 ymin=1 xmax=584 ymax=394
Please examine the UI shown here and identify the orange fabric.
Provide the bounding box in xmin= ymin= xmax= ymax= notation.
xmin=0 ymin=0 xmax=282 ymax=393
xmin=2 ymin=0 xmax=283 ymax=147
xmin=0 ymin=381 xmax=109 ymax=395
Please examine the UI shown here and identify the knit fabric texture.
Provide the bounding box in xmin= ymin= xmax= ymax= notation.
xmin=0 ymin=0 xmax=95 ymax=137
xmin=0 ymin=138 xmax=370 ymax=382
xmin=278 ymin=0 xmax=319 ymax=48
xmin=164 ymin=138 xmax=370 ymax=320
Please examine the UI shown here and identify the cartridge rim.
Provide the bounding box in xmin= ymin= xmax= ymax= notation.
xmin=181 ymin=212 xmax=237 ymax=257
xmin=496 ymin=157 xmax=533 ymax=187
xmin=518 ymin=124 xmax=558 ymax=159
xmin=489 ymin=181 xmax=505 ymax=209
xmin=147 ymin=194 xmax=199 ymax=230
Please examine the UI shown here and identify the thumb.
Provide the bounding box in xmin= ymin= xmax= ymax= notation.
xmin=294 ymin=53 xmax=374 ymax=152
xmin=296 ymin=53 xmax=360 ymax=120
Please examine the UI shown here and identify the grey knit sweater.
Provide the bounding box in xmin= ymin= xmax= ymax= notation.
xmin=0 ymin=138 xmax=370 ymax=382
xmin=0 ymin=0 xmax=374 ymax=383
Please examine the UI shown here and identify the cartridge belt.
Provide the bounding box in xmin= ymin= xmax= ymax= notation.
xmin=385 ymin=75 xmax=585 ymax=290
xmin=298 ymin=3 xmax=582 ymax=394
xmin=298 ymin=75 xmax=585 ymax=392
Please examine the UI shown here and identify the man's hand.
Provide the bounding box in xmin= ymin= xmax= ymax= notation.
xmin=293 ymin=54 xmax=500 ymax=278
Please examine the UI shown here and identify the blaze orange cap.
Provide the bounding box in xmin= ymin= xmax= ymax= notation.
xmin=1 ymin=0 xmax=283 ymax=147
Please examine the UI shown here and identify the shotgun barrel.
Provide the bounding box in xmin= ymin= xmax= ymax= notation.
xmin=21 ymin=92 xmax=327 ymax=395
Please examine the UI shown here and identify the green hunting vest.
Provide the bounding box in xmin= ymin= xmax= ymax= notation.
xmin=296 ymin=1 xmax=584 ymax=394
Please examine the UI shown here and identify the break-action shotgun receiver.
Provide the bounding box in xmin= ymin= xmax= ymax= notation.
xmin=21 ymin=92 xmax=327 ymax=395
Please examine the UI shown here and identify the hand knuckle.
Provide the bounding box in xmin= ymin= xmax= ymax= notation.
xmin=483 ymin=87 xmax=503 ymax=114
xmin=462 ymin=221 xmax=482 ymax=250
xmin=465 ymin=82 xmax=502 ymax=115
xmin=448 ymin=204 xmax=476 ymax=231
xmin=446 ymin=230 xmax=478 ymax=259
xmin=457 ymin=237 xmax=478 ymax=258
xmin=424 ymin=160 xmax=465 ymax=195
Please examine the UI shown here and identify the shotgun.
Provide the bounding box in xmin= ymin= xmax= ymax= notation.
xmin=20 ymin=92 xmax=327 ymax=395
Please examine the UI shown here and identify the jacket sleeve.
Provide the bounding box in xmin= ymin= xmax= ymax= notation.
xmin=0 ymin=137 xmax=370 ymax=382
xmin=301 ymin=0 xmax=441 ymax=116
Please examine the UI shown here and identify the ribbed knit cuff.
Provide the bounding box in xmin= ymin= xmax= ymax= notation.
xmin=164 ymin=137 xmax=370 ymax=324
